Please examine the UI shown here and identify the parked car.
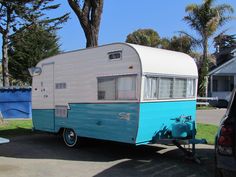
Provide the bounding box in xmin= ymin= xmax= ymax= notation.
xmin=215 ymin=88 xmax=236 ymax=177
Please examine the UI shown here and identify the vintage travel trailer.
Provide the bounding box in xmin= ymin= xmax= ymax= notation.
xmin=31 ymin=43 xmax=201 ymax=149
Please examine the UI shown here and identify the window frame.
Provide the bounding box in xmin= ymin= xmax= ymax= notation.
xmin=97 ymin=74 xmax=137 ymax=101
xmin=144 ymin=75 xmax=197 ymax=100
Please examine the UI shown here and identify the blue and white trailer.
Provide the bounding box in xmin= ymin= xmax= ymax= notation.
xmin=31 ymin=43 xmax=204 ymax=152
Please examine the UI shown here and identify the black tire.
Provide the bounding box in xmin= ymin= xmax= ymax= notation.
xmin=63 ymin=128 xmax=78 ymax=147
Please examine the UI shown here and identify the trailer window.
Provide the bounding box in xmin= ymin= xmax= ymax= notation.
xmin=144 ymin=76 xmax=196 ymax=100
xmin=186 ymin=79 xmax=195 ymax=97
xmin=173 ymin=78 xmax=187 ymax=98
xmin=144 ymin=77 xmax=158 ymax=99
xmin=98 ymin=75 xmax=136 ymax=100
xmin=98 ymin=78 xmax=116 ymax=100
xmin=159 ymin=78 xmax=173 ymax=99
xmin=117 ymin=76 xmax=136 ymax=100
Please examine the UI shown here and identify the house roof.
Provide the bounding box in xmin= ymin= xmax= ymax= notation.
xmin=208 ymin=57 xmax=236 ymax=76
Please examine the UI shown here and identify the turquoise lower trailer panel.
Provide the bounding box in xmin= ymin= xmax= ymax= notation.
xmin=33 ymin=103 xmax=139 ymax=144
xmin=32 ymin=100 xmax=196 ymax=145
xmin=32 ymin=109 xmax=54 ymax=132
xmin=136 ymin=100 xmax=197 ymax=144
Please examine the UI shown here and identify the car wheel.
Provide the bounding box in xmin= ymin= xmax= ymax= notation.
xmin=63 ymin=128 xmax=78 ymax=147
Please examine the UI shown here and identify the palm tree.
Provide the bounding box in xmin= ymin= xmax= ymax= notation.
xmin=184 ymin=0 xmax=234 ymax=96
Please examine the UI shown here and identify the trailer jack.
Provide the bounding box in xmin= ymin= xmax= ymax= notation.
xmin=172 ymin=139 xmax=207 ymax=164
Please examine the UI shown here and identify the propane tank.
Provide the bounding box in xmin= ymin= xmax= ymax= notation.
xmin=171 ymin=116 xmax=193 ymax=139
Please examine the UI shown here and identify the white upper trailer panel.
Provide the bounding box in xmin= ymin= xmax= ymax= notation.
xmin=32 ymin=43 xmax=198 ymax=108
xmin=33 ymin=43 xmax=141 ymax=108
xmin=36 ymin=42 xmax=198 ymax=78
xmin=128 ymin=43 xmax=198 ymax=77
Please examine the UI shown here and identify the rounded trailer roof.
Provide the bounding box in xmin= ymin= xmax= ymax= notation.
xmin=128 ymin=43 xmax=198 ymax=77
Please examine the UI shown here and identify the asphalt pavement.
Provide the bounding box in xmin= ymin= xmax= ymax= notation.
xmin=196 ymin=108 xmax=227 ymax=125
xmin=0 ymin=134 xmax=215 ymax=177
xmin=0 ymin=109 xmax=224 ymax=177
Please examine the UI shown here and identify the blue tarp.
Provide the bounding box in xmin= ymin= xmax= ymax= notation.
xmin=0 ymin=88 xmax=32 ymax=119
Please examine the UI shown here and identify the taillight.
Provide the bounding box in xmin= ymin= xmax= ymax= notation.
xmin=217 ymin=124 xmax=234 ymax=155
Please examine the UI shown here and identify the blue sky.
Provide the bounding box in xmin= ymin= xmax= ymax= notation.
xmin=0 ymin=0 xmax=236 ymax=59
xmin=55 ymin=0 xmax=236 ymax=52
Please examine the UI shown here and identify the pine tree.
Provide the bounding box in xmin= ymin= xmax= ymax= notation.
xmin=0 ymin=0 xmax=69 ymax=86
xmin=9 ymin=24 xmax=60 ymax=85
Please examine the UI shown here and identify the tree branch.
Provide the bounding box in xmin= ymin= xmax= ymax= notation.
xmin=0 ymin=25 xmax=5 ymax=34
xmin=82 ymin=0 xmax=90 ymax=17
xmin=68 ymin=0 xmax=90 ymax=28
xmin=68 ymin=0 xmax=83 ymax=18
xmin=91 ymin=0 xmax=103 ymax=28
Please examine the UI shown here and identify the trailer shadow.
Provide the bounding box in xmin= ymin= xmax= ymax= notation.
xmin=0 ymin=134 xmax=215 ymax=177
xmin=0 ymin=134 xmax=166 ymax=161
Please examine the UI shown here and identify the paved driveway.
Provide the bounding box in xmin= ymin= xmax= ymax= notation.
xmin=0 ymin=109 xmax=223 ymax=177
xmin=0 ymin=134 xmax=214 ymax=177
xmin=196 ymin=108 xmax=227 ymax=125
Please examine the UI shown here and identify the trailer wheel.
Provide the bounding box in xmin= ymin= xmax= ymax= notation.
xmin=63 ymin=128 xmax=78 ymax=147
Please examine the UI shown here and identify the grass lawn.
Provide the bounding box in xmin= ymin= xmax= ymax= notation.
xmin=196 ymin=105 xmax=215 ymax=110
xmin=196 ymin=123 xmax=219 ymax=145
xmin=0 ymin=119 xmax=33 ymax=138
xmin=0 ymin=120 xmax=218 ymax=145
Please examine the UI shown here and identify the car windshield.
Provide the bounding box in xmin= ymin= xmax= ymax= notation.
xmin=228 ymin=89 xmax=236 ymax=119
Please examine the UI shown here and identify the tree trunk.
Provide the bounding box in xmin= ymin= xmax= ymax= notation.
xmin=2 ymin=34 xmax=10 ymax=87
xmin=1 ymin=5 xmax=11 ymax=87
xmin=84 ymin=25 xmax=98 ymax=48
xmin=199 ymin=37 xmax=209 ymax=97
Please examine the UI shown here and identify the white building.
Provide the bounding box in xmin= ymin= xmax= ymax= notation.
xmin=208 ymin=56 xmax=236 ymax=102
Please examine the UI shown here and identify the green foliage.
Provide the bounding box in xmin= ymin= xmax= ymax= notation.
xmin=184 ymin=0 xmax=234 ymax=39
xmin=126 ymin=30 xmax=196 ymax=56
xmin=214 ymin=33 xmax=236 ymax=65
xmin=8 ymin=25 xmax=60 ymax=85
xmin=214 ymin=34 xmax=236 ymax=52
xmin=126 ymin=29 xmax=161 ymax=47
xmin=160 ymin=35 xmax=194 ymax=54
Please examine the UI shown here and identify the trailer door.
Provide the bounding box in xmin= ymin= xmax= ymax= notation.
xmin=42 ymin=63 xmax=55 ymax=108
xmin=39 ymin=62 xmax=55 ymax=131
